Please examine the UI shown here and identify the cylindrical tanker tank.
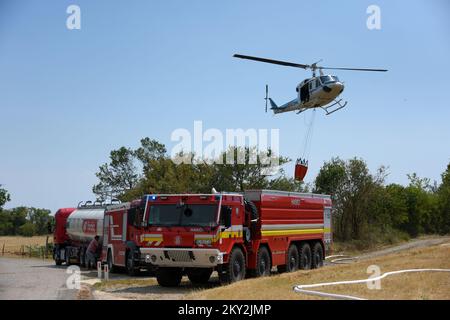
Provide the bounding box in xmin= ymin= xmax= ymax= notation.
xmin=66 ymin=208 xmax=105 ymax=243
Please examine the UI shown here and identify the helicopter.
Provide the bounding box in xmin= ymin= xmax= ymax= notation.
xmin=233 ymin=54 xmax=387 ymax=115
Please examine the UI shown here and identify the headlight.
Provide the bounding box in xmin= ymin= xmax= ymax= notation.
xmin=195 ymin=239 xmax=212 ymax=246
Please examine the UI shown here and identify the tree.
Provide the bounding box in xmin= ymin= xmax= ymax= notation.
xmin=437 ymin=163 xmax=450 ymax=234
xmin=19 ymin=222 xmax=36 ymax=237
xmin=135 ymin=137 xmax=167 ymax=171
xmin=28 ymin=208 xmax=53 ymax=235
xmin=0 ymin=185 xmax=10 ymax=210
xmin=93 ymin=147 xmax=139 ymax=200
xmin=314 ymin=157 xmax=384 ymax=241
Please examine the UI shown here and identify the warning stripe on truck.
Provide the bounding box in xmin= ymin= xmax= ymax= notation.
xmin=261 ymin=223 xmax=331 ymax=236
xmin=262 ymin=228 xmax=330 ymax=236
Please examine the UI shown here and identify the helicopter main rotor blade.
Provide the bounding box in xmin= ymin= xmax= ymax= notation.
xmin=233 ymin=54 xmax=310 ymax=69
xmin=319 ymin=67 xmax=388 ymax=72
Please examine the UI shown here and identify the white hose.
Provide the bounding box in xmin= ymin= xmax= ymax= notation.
xmin=325 ymin=254 xmax=358 ymax=264
xmin=293 ymin=268 xmax=450 ymax=300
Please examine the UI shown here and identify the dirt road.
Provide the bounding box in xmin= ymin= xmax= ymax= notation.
xmin=0 ymin=257 xmax=80 ymax=300
xmin=356 ymin=236 xmax=450 ymax=260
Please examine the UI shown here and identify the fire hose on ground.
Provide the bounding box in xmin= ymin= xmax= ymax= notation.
xmin=292 ymin=254 xmax=450 ymax=300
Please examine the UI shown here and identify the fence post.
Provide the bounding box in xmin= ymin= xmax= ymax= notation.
xmin=29 ymin=246 xmax=31 ymax=258
xmin=2 ymin=243 xmax=4 ymax=256
xmin=21 ymin=245 xmax=24 ymax=257
xmin=45 ymin=236 xmax=49 ymax=259
xmin=97 ymin=261 xmax=102 ymax=279
xmin=104 ymin=264 xmax=109 ymax=281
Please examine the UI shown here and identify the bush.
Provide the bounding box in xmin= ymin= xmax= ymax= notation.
xmin=19 ymin=222 xmax=36 ymax=237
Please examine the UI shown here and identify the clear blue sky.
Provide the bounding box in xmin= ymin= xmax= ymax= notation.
xmin=1 ymin=0 xmax=449 ymax=213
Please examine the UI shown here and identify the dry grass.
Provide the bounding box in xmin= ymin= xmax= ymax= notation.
xmin=0 ymin=235 xmax=52 ymax=256
xmin=186 ymin=243 xmax=450 ymax=300
xmin=93 ymin=278 xmax=159 ymax=291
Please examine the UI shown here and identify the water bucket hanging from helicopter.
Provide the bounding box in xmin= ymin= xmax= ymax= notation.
xmin=294 ymin=110 xmax=316 ymax=182
xmin=295 ymin=158 xmax=308 ymax=181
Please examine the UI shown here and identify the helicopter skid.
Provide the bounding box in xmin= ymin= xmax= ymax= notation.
xmin=321 ymin=99 xmax=347 ymax=115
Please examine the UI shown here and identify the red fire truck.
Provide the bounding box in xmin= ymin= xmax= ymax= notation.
xmin=53 ymin=197 xmax=156 ymax=275
xmin=139 ymin=189 xmax=332 ymax=286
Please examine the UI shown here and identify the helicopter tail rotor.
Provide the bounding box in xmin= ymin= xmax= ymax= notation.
xmin=265 ymin=84 xmax=269 ymax=113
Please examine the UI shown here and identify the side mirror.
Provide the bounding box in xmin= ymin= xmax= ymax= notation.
xmin=221 ymin=206 xmax=232 ymax=229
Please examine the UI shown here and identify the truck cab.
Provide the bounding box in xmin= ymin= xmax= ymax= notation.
xmin=101 ymin=196 xmax=158 ymax=275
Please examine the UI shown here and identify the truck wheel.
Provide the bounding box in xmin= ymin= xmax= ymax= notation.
xmin=255 ymin=246 xmax=271 ymax=277
xmin=312 ymin=242 xmax=324 ymax=269
xmin=156 ymin=268 xmax=183 ymax=287
xmin=284 ymin=243 xmax=300 ymax=273
xmin=299 ymin=243 xmax=312 ymax=270
xmin=65 ymin=250 xmax=71 ymax=266
xmin=107 ymin=250 xmax=117 ymax=273
xmin=187 ymin=268 xmax=213 ymax=285
xmin=219 ymin=247 xmax=246 ymax=284
xmin=126 ymin=251 xmax=139 ymax=276
xmin=54 ymin=250 xmax=63 ymax=266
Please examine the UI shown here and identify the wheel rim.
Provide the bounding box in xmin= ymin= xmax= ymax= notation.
xmin=233 ymin=259 xmax=242 ymax=278
xmin=289 ymin=255 xmax=296 ymax=270
xmin=259 ymin=258 xmax=266 ymax=275
xmin=302 ymin=253 xmax=310 ymax=269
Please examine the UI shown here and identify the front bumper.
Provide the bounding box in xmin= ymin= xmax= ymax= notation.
xmin=140 ymin=248 xmax=224 ymax=267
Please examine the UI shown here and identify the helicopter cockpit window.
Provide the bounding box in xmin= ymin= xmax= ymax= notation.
xmin=320 ymin=75 xmax=335 ymax=84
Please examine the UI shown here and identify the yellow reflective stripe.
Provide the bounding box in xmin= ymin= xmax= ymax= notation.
xmin=262 ymin=228 xmax=324 ymax=236
xmin=143 ymin=237 xmax=163 ymax=242
xmin=220 ymin=231 xmax=241 ymax=238
xmin=324 ymin=228 xmax=331 ymax=233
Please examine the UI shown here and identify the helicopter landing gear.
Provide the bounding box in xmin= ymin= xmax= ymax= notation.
xmin=321 ymin=99 xmax=347 ymax=115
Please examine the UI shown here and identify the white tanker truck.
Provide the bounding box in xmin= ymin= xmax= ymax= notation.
xmin=53 ymin=201 xmax=108 ymax=267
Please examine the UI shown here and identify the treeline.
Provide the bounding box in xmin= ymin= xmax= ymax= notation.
xmin=92 ymin=137 xmax=304 ymax=201
xmin=0 ymin=186 xmax=54 ymax=237
xmin=315 ymin=158 xmax=450 ymax=247
xmin=93 ymin=138 xmax=449 ymax=247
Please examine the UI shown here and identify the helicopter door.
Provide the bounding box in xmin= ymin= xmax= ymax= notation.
xmin=300 ymin=83 xmax=310 ymax=103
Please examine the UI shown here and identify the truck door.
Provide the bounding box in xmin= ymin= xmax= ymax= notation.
xmin=324 ymin=207 xmax=332 ymax=252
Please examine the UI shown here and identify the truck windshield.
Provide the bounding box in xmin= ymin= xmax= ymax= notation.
xmin=148 ymin=204 xmax=218 ymax=227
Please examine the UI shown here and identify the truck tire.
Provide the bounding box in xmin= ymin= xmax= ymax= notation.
xmin=278 ymin=243 xmax=300 ymax=273
xmin=312 ymin=242 xmax=324 ymax=269
xmin=54 ymin=249 xmax=63 ymax=266
xmin=156 ymin=268 xmax=183 ymax=287
xmin=65 ymin=250 xmax=71 ymax=266
xmin=299 ymin=243 xmax=312 ymax=270
xmin=187 ymin=268 xmax=213 ymax=285
xmin=126 ymin=250 xmax=139 ymax=276
xmin=219 ymin=247 xmax=246 ymax=285
xmin=254 ymin=246 xmax=271 ymax=277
